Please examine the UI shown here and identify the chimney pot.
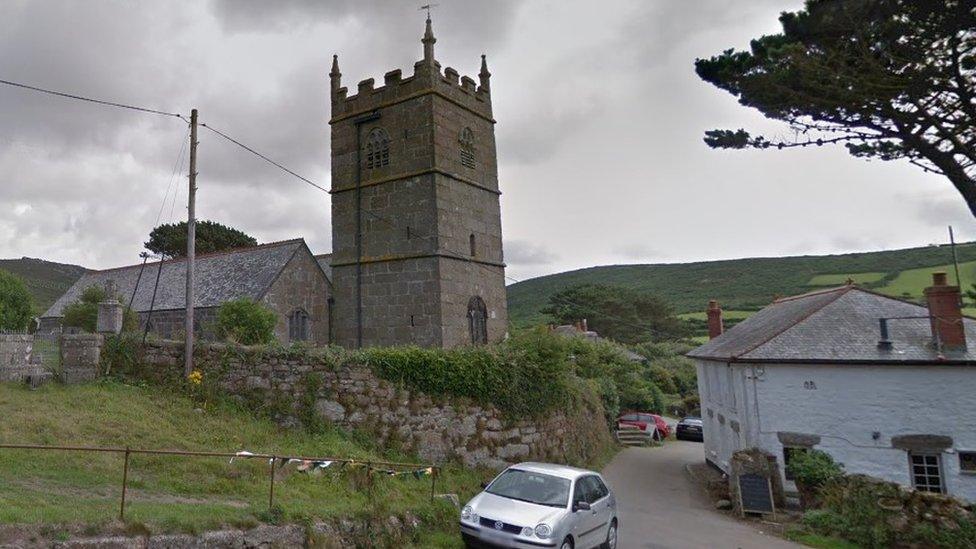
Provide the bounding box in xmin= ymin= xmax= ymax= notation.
xmin=925 ymin=272 xmax=965 ymax=349
xmin=706 ymin=300 xmax=724 ymax=339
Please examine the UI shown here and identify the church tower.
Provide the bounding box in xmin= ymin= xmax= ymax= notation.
xmin=329 ymin=16 xmax=508 ymax=348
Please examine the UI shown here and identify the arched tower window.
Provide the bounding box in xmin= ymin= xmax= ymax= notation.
xmin=288 ymin=308 xmax=310 ymax=341
xmin=365 ymin=128 xmax=390 ymax=169
xmin=467 ymin=296 xmax=488 ymax=345
xmin=459 ymin=127 xmax=475 ymax=169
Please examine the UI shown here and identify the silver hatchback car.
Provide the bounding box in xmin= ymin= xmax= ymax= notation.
xmin=459 ymin=462 xmax=618 ymax=549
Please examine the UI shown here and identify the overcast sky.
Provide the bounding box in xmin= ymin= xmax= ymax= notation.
xmin=1 ymin=0 xmax=974 ymax=282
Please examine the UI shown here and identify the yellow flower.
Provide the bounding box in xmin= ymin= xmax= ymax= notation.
xmin=188 ymin=370 xmax=204 ymax=385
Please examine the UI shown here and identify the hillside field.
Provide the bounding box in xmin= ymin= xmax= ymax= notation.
xmin=0 ymin=382 xmax=474 ymax=547
xmin=507 ymin=242 xmax=976 ymax=329
xmin=0 ymin=258 xmax=87 ymax=315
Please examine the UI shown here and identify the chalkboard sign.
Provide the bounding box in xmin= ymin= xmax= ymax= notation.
xmin=738 ymin=473 xmax=774 ymax=515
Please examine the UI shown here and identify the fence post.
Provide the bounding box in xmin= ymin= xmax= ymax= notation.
xmin=430 ymin=466 xmax=437 ymax=502
xmin=120 ymin=446 xmax=131 ymax=520
xmin=268 ymin=456 xmax=276 ymax=510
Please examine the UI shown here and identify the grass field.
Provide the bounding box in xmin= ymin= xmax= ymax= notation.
xmin=508 ymin=242 xmax=976 ymax=328
xmin=874 ymin=260 xmax=976 ymax=299
xmin=0 ymin=381 xmax=479 ymax=545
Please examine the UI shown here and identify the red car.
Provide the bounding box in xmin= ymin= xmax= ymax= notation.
xmin=618 ymin=412 xmax=671 ymax=440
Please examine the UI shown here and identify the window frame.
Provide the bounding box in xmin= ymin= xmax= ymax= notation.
xmin=288 ymin=308 xmax=310 ymax=342
xmin=365 ymin=127 xmax=391 ymax=170
xmin=959 ymin=451 xmax=976 ymax=474
xmin=909 ymin=452 xmax=945 ymax=494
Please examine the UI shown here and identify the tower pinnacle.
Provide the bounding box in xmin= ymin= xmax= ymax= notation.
xmin=479 ymin=54 xmax=491 ymax=92
xmin=329 ymin=54 xmax=342 ymax=97
xmin=422 ymin=14 xmax=436 ymax=64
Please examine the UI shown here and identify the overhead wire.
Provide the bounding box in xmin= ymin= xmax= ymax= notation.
xmin=155 ymin=126 xmax=191 ymax=227
xmin=0 ymin=77 xmax=186 ymax=120
xmin=199 ymin=122 xmax=328 ymax=193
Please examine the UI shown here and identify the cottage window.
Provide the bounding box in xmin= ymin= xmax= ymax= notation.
xmin=910 ymin=453 xmax=944 ymax=493
xmin=783 ymin=447 xmax=809 ymax=481
xmin=459 ymin=127 xmax=475 ymax=168
xmin=467 ymin=296 xmax=488 ymax=345
xmin=365 ymin=128 xmax=390 ymax=169
xmin=288 ymin=309 xmax=310 ymax=341
xmin=960 ymin=452 xmax=976 ymax=474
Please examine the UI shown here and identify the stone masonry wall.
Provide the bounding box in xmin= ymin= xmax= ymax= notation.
xmin=61 ymin=334 xmax=102 ymax=384
xmin=0 ymin=334 xmax=36 ymax=382
xmin=141 ymin=341 xmax=613 ymax=469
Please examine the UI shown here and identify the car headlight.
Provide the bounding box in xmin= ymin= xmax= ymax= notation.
xmin=534 ymin=524 xmax=552 ymax=538
xmin=461 ymin=506 xmax=473 ymax=521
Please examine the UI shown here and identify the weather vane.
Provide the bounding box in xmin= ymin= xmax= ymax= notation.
xmin=419 ymin=3 xmax=439 ymax=19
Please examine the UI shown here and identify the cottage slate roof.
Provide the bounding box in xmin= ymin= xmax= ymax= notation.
xmin=314 ymin=253 xmax=332 ymax=282
xmin=42 ymin=239 xmax=307 ymax=318
xmin=687 ymin=285 xmax=976 ymax=364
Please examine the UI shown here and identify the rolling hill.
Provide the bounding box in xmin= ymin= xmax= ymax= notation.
xmin=507 ymin=242 xmax=976 ymax=328
xmin=0 ymin=257 xmax=88 ymax=315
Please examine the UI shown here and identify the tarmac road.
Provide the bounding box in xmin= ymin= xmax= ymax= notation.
xmin=601 ymin=441 xmax=801 ymax=549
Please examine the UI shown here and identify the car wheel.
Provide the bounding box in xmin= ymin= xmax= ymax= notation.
xmin=601 ymin=519 xmax=618 ymax=549
xmin=560 ymin=536 xmax=574 ymax=549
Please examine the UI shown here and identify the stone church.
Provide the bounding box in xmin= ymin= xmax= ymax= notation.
xmin=42 ymin=17 xmax=507 ymax=350
xmin=328 ymin=16 xmax=508 ymax=348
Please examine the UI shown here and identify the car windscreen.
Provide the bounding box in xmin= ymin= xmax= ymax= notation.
xmin=486 ymin=469 xmax=571 ymax=508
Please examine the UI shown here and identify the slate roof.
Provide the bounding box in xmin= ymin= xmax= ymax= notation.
xmin=314 ymin=253 xmax=332 ymax=282
xmin=687 ymin=285 xmax=976 ymax=364
xmin=42 ymin=239 xmax=308 ymax=317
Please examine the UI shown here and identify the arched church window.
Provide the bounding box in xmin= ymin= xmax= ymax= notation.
xmin=289 ymin=308 xmax=310 ymax=341
xmin=459 ymin=127 xmax=475 ymax=169
xmin=469 ymin=233 xmax=476 ymax=256
xmin=365 ymin=128 xmax=390 ymax=169
xmin=467 ymin=296 xmax=488 ymax=345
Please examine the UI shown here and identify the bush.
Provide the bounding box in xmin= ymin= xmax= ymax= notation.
xmin=62 ymin=285 xmax=138 ymax=333
xmin=788 ymin=450 xmax=844 ymax=489
xmin=216 ymin=299 xmax=277 ymax=345
xmin=0 ymin=270 xmax=32 ymax=331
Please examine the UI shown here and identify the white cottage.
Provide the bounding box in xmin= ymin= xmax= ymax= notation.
xmin=687 ymin=273 xmax=976 ymax=502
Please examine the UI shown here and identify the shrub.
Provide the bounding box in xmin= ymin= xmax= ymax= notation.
xmin=0 ymin=270 xmax=32 ymax=331
xmin=62 ymin=285 xmax=138 ymax=333
xmin=216 ymin=299 xmax=277 ymax=345
xmin=788 ymin=450 xmax=844 ymax=489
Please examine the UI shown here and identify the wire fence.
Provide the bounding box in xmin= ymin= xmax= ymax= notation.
xmin=0 ymin=443 xmax=439 ymax=521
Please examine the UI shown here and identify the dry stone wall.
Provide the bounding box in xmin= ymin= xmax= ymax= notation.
xmin=0 ymin=334 xmax=37 ymax=382
xmin=141 ymin=341 xmax=613 ymax=469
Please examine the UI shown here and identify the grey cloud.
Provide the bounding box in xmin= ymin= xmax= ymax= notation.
xmin=504 ymin=240 xmax=557 ymax=266
xmin=612 ymin=244 xmax=665 ymax=261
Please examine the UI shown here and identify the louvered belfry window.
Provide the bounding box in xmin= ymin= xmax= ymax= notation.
xmin=459 ymin=127 xmax=475 ymax=169
xmin=365 ymin=128 xmax=390 ymax=169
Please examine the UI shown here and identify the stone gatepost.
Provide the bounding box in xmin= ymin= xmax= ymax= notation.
xmin=729 ymin=447 xmax=785 ymax=516
xmin=61 ymin=334 xmax=103 ymax=384
xmin=97 ymin=279 xmax=124 ymax=334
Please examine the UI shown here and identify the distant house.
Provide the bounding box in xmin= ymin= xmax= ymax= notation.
xmin=688 ymin=273 xmax=976 ymax=502
xmin=40 ymin=239 xmax=333 ymax=345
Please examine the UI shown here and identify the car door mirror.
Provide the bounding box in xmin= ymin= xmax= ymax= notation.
xmin=480 ymin=481 xmax=489 ymax=489
xmin=574 ymin=501 xmax=591 ymax=512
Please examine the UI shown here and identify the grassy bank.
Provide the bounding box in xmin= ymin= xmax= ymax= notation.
xmin=0 ymin=381 xmax=483 ymax=545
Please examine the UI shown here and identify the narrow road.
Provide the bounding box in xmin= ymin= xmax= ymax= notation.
xmin=601 ymin=441 xmax=801 ymax=549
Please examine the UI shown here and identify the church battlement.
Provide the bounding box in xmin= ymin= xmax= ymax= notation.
xmin=329 ymin=16 xmax=493 ymax=123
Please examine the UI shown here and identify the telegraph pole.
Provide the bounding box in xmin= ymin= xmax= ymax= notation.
xmin=185 ymin=108 xmax=198 ymax=377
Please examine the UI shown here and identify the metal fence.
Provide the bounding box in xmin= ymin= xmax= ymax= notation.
xmin=31 ymin=331 xmax=61 ymax=373
xmin=0 ymin=443 xmax=439 ymax=521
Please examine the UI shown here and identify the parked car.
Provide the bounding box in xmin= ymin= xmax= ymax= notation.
xmin=675 ymin=417 xmax=703 ymax=442
xmin=460 ymin=462 xmax=618 ymax=549
xmin=616 ymin=412 xmax=671 ymax=440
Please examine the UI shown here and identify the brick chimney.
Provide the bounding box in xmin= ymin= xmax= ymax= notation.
xmin=924 ymin=272 xmax=966 ymax=349
xmin=707 ymin=300 xmax=724 ymax=339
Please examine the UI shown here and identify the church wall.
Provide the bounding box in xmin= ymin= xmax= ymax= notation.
xmin=259 ymin=246 xmax=331 ymax=345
